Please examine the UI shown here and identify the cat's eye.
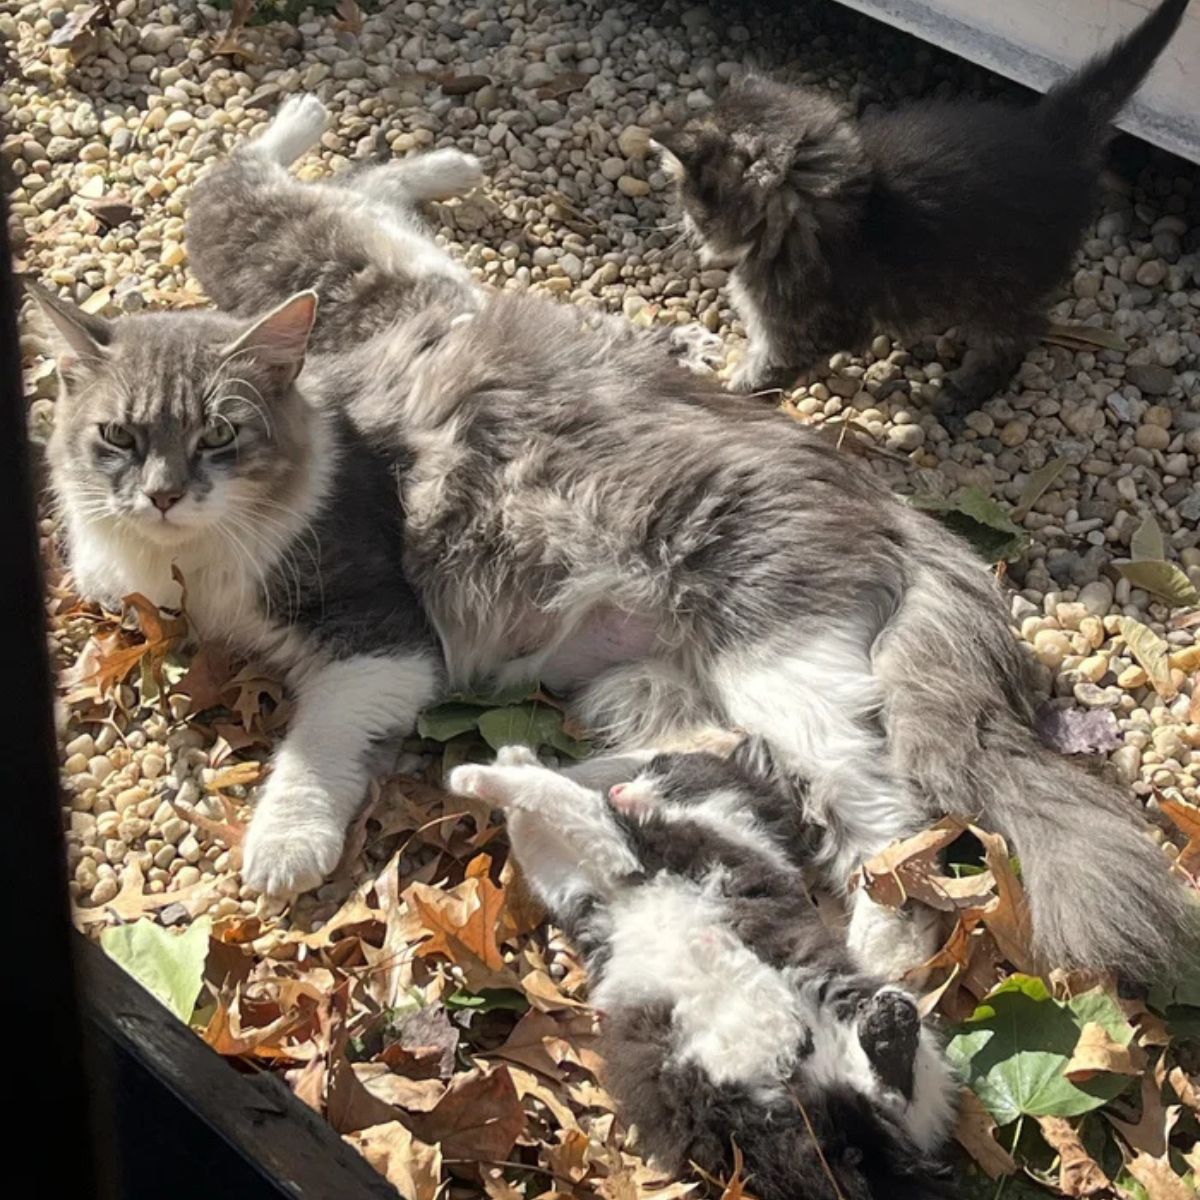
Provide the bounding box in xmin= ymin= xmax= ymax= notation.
xmin=100 ymin=423 xmax=135 ymax=450
xmin=198 ymin=422 xmax=237 ymax=450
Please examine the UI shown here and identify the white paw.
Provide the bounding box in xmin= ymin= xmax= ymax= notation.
xmin=260 ymin=96 xmax=330 ymax=165
xmin=495 ymin=744 xmax=538 ymax=767
xmin=448 ymin=764 xmax=488 ymax=799
xmin=242 ymin=802 xmax=345 ymax=898
xmin=415 ymin=149 xmax=483 ymax=199
xmin=847 ymin=891 xmax=941 ymax=984
xmin=668 ymin=325 xmax=725 ymax=375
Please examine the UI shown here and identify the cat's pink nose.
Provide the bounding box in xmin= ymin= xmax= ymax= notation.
xmin=608 ymin=784 xmax=628 ymax=806
xmin=146 ymin=489 xmax=183 ymax=513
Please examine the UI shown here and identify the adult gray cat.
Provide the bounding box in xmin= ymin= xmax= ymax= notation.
xmin=43 ymin=99 xmax=1191 ymax=981
xmin=34 ymin=113 xmax=486 ymax=896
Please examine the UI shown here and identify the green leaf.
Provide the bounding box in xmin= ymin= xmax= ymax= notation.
xmin=1130 ymin=513 xmax=1166 ymax=562
xmin=1147 ymin=958 xmax=1200 ymax=1041
xmin=100 ymin=917 xmax=212 ymax=1022
xmin=947 ymin=975 xmax=1135 ymax=1126
xmin=1116 ymin=560 xmax=1200 ymax=608
xmin=417 ymin=702 xmax=487 ymax=742
xmin=909 ymin=486 xmax=1029 ymax=563
xmin=450 ymin=681 xmax=541 ymax=707
xmin=1012 ymin=458 xmax=1067 ymax=521
xmin=477 ymin=703 xmax=566 ymax=752
xmin=445 ymin=988 xmax=529 ymax=1014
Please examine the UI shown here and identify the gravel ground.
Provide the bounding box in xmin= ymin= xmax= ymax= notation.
xmin=5 ymin=0 xmax=1199 ymax=1122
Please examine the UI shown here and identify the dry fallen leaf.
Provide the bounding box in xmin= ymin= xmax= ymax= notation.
xmin=955 ymin=1087 xmax=1017 ymax=1179
xmin=1157 ymin=794 xmax=1200 ymax=881
xmin=1120 ymin=618 xmax=1178 ymax=700
xmin=345 ymin=1121 xmax=443 ymax=1200
xmin=1065 ymin=1022 xmax=1140 ymax=1082
xmin=408 ymin=1064 xmax=526 ymax=1163
xmin=855 ymin=818 xmax=970 ymax=910
xmin=1037 ymin=1115 xmax=1111 ymax=1197
xmin=1122 ymin=1152 xmax=1193 ymax=1200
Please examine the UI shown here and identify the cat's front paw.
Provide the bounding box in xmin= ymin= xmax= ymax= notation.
xmin=728 ymin=357 xmax=793 ymax=395
xmin=242 ymin=803 xmax=344 ymax=898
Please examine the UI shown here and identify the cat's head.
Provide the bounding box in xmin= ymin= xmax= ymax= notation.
xmin=33 ymin=286 xmax=320 ymax=549
xmin=653 ymin=74 xmax=867 ymax=267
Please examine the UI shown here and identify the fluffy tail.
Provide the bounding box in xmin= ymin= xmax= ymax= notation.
xmin=877 ymin=530 xmax=1197 ymax=979
xmin=1042 ymin=0 xmax=1190 ymax=132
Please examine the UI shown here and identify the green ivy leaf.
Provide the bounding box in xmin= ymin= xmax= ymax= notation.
xmin=947 ymin=975 xmax=1135 ymax=1125
xmin=417 ymin=702 xmax=488 ymax=742
xmin=445 ymin=988 xmax=529 ymax=1014
xmin=100 ymin=917 xmax=212 ymax=1022
xmin=909 ymin=486 xmax=1029 ymax=563
xmin=477 ymin=703 xmax=565 ymax=752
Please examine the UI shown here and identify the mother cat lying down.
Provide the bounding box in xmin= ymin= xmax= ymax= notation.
xmin=36 ymin=98 xmax=1191 ymax=981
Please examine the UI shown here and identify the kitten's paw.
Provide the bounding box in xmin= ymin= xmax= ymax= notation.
xmin=495 ymin=744 xmax=539 ymax=767
xmin=728 ymin=359 xmax=792 ymax=396
xmin=448 ymin=764 xmax=489 ymax=800
xmin=242 ymin=805 xmax=344 ymax=898
xmin=410 ymin=149 xmax=484 ymax=200
xmin=259 ymin=96 xmax=330 ymax=166
xmin=848 ymin=891 xmax=941 ymax=984
xmin=858 ymin=986 xmax=921 ymax=1098
xmin=667 ymin=325 xmax=725 ymax=375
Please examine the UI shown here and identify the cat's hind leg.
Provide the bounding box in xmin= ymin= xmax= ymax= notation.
xmin=448 ymin=757 xmax=639 ymax=903
xmin=253 ymin=96 xmax=330 ymax=167
xmin=706 ymin=623 xmax=941 ymax=980
xmin=354 ymin=150 xmax=484 ymax=207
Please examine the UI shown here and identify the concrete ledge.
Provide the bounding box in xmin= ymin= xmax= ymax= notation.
xmin=830 ymin=0 xmax=1200 ymax=163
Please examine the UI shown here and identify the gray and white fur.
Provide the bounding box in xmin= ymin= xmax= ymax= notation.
xmin=33 ymin=97 xmax=491 ymax=895
xmin=450 ymin=745 xmax=957 ymax=1200
xmin=53 ymin=96 xmax=1191 ymax=981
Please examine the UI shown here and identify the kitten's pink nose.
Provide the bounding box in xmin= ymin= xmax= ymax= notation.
xmin=608 ymin=784 xmax=627 ymax=805
xmin=146 ymin=489 xmax=183 ymax=513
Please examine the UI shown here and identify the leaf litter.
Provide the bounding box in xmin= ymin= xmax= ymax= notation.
xmin=59 ymin=589 xmax=1198 ymax=1199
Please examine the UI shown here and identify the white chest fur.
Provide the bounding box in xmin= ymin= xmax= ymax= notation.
xmin=66 ymin=512 xmax=312 ymax=669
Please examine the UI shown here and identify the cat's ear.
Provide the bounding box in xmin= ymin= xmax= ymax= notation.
xmin=25 ymin=280 xmax=112 ymax=380
xmin=222 ymin=290 xmax=318 ymax=386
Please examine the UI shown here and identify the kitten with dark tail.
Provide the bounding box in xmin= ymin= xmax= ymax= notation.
xmin=450 ymin=744 xmax=958 ymax=1200
xmin=656 ymin=0 xmax=1191 ymax=414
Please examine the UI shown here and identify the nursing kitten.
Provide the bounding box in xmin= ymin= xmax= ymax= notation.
xmin=450 ymin=745 xmax=957 ymax=1200
xmin=655 ymin=0 xmax=1190 ymax=411
xmin=33 ymin=103 xmax=488 ymax=895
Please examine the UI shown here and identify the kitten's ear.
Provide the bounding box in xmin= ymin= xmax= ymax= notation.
xmin=223 ymin=290 xmax=318 ymax=386
xmin=25 ymin=279 xmax=112 ymax=378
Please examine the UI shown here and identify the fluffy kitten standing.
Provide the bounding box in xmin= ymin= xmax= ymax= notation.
xmin=657 ymin=0 xmax=1190 ymax=411
xmin=34 ymin=100 xmax=485 ymax=896
xmin=450 ymin=745 xmax=957 ymax=1200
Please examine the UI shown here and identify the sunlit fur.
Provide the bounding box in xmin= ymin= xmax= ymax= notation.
xmin=450 ymin=746 xmax=957 ymax=1200
xmin=180 ymin=99 xmax=1195 ymax=972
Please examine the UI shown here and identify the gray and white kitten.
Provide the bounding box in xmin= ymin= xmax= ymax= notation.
xmin=655 ymin=0 xmax=1190 ymax=411
xmin=450 ymin=745 xmax=957 ymax=1200
xmin=35 ymin=99 xmax=486 ymax=896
